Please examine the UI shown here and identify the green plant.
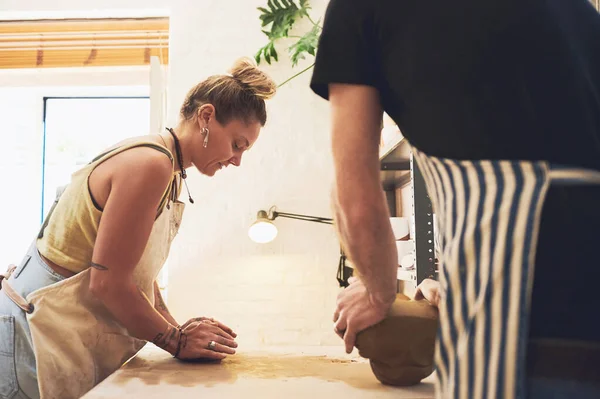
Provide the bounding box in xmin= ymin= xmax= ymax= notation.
xmin=254 ymin=0 xmax=322 ymax=87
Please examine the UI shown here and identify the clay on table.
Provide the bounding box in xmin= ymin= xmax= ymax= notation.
xmin=355 ymin=294 xmax=439 ymax=386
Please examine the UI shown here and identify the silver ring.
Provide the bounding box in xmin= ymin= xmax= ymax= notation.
xmin=208 ymin=340 xmax=217 ymax=350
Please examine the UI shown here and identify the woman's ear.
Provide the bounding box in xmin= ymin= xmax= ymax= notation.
xmin=197 ymin=104 xmax=215 ymax=127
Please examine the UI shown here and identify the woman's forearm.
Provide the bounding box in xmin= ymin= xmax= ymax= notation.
xmin=153 ymin=280 xmax=180 ymax=327
xmin=90 ymin=278 xmax=181 ymax=354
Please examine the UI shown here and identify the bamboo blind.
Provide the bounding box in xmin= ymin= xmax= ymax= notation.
xmin=0 ymin=17 xmax=169 ymax=69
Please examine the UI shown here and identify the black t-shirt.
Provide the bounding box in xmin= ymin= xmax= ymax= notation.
xmin=311 ymin=0 xmax=600 ymax=170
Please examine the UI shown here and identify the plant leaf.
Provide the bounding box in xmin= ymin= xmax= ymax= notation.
xmin=255 ymin=0 xmax=317 ymax=66
xmin=288 ymin=23 xmax=320 ymax=66
xmin=256 ymin=0 xmax=301 ymax=39
xmin=255 ymin=40 xmax=278 ymax=65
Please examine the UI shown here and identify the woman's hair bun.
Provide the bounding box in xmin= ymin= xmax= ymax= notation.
xmin=228 ymin=57 xmax=277 ymax=100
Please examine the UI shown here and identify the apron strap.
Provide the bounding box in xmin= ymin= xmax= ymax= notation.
xmin=38 ymin=185 xmax=68 ymax=239
xmin=0 ymin=265 xmax=34 ymax=314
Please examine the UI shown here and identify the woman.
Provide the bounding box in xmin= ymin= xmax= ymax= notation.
xmin=0 ymin=57 xmax=276 ymax=399
xmin=311 ymin=0 xmax=600 ymax=398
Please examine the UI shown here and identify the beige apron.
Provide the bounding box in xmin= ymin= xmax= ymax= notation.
xmin=25 ymin=196 xmax=184 ymax=398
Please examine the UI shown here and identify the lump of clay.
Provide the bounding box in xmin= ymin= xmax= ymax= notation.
xmin=355 ymin=294 xmax=439 ymax=386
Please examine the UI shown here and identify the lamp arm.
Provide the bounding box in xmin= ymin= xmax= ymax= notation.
xmin=260 ymin=208 xmax=351 ymax=287
xmin=272 ymin=211 xmax=334 ymax=225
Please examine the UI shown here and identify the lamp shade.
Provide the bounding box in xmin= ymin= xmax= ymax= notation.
xmin=248 ymin=210 xmax=278 ymax=243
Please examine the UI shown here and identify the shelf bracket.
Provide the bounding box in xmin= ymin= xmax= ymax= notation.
xmin=411 ymin=154 xmax=437 ymax=285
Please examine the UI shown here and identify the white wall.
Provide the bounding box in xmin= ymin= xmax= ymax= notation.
xmin=165 ymin=0 xmax=343 ymax=347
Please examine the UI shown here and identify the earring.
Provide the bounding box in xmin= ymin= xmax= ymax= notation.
xmin=201 ymin=127 xmax=210 ymax=148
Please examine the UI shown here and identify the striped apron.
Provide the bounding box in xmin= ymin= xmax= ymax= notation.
xmin=411 ymin=146 xmax=600 ymax=399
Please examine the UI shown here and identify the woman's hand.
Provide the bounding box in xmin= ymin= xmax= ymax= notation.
xmin=414 ymin=278 xmax=441 ymax=308
xmin=175 ymin=320 xmax=238 ymax=361
xmin=179 ymin=317 xmax=237 ymax=338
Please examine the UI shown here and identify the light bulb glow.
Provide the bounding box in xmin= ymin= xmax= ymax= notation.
xmin=248 ymin=220 xmax=278 ymax=243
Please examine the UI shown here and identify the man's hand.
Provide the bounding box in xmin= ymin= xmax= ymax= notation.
xmin=333 ymin=277 xmax=393 ymax=354
xmin=414 ymin=278 xmax=441 ymax=308
xmin=179 ymin=317 xmax=237 ymax=338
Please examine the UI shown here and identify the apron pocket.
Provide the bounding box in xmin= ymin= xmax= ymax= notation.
xmin=0 ymin=315 xmax=18 ymax=399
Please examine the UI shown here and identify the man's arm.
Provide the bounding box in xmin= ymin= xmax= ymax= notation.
xmin=328 ymin=83 xmax=399 ymax=353
xmin=329 ymin=83 xmax=398 ymax=304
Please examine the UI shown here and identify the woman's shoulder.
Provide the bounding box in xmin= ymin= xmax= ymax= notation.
xmin=86 ymin=135 xmax=175 ymax=210
xmin=105 ymin=137 xmax=174 ymax=183
xmin=91 ymin=135 xmax=173 ymax=165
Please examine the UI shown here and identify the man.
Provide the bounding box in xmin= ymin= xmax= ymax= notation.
xmin=310 ymin=0 xmax=600 ymax=398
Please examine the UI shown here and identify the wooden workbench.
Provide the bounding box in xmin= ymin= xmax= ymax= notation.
xmin=83 ymin=344 xmax=436 ymax=398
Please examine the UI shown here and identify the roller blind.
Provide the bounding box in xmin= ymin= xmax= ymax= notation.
xmin=0 ymin=17 xmax=169 ymax=69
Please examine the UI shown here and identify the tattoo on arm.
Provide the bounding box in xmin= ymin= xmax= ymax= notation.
xmin=90 ymin=262 xmax=108 ymax=271
xmin=152 ymin=324 xmax=171 ymax=348
xmin=152 ymin=332 xmax=166 ymax=348
xmin=156 ymin=289 xmax=168 ymax=312
xmin=152 ymin=324 xmax=182 ymax=355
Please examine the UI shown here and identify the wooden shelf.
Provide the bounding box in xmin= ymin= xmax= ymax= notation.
xmin=379 ymin=133 xmax=404 ymax=160
xmin=379 ymin=134 xmax=411 ymax=189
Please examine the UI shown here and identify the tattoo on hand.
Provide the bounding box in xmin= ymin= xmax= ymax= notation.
xmin=90 ymin=262 xmax=108 ymax=271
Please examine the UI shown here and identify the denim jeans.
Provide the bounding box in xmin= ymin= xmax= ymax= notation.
xmin=0 ymin=241 xmax=65 ymax=399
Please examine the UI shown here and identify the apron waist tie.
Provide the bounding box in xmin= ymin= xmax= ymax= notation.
xmin=0 ymin=265 xmax=35 ymax=314
xmin=548 ymin=166 xmax=600 ymax=185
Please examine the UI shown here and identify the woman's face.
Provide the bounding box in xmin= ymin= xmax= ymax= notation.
xmin=190 ymin=105 xmax=262 ymax=177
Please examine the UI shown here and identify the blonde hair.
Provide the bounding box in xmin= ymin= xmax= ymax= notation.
xmin=180 ymin=57 xmax=277 ymax=126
